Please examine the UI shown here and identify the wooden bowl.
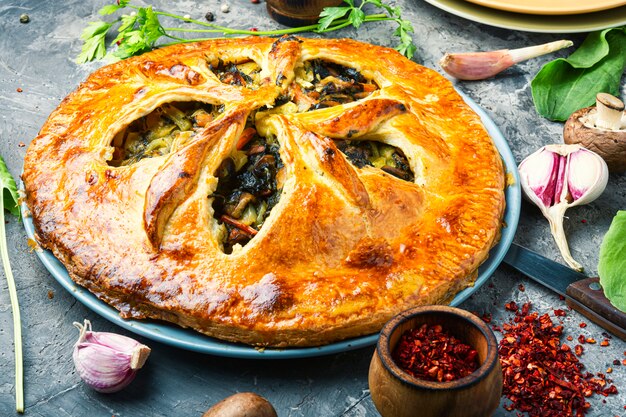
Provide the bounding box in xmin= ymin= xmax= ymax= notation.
xmin=369 ymin=306 xmax=502 ymax=417
xmin=266 ymin=0 xmax=344 ymax=26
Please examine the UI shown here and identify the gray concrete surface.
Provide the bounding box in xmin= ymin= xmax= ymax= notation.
xmin=0 ymin=0 xmax=625 ymax=415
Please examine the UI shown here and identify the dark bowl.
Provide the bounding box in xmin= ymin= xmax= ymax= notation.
xmin=368 ymin=306 xmax=502 ymax=417
xmin=266 ymin=0 xmax=344 ymax=26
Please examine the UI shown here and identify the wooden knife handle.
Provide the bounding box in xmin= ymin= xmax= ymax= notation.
xmin=566 ymin=277 xmax=626 ymax=341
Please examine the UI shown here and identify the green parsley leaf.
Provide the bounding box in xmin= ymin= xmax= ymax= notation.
xmin=76 ymin=21 xmax=113 ymax=64
xmin=99 ymin=0 xmax=129 ymax=16
xmin=317 ymin=6 xmax=351 ymax=31
xmin=349 ymin=8 xmax=366 ymax=29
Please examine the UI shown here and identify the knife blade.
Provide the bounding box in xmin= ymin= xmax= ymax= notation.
xmin=502 ymin=243 xmax=626 ymax=340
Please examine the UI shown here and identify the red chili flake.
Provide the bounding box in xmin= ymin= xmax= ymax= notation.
xmin=607 ymin=367 xmax=613 ymax=373
xmin=578 ymin=335 xmax=587 ymax=344
xmin=518 ymin=283 xmax=525 ymax=292
xmin=16 ymin=87 xmax=23 ymax=93
xmin=392 ymin=323 xmax=479 ymax=383
xmin=580 ymin=322 xmax=587 ymax=328
xmin=250 ymin=27 xmax=258 ymax=32
xmin=622 ymin=359 xmax=626 ymax=366
xmin=505 ymin=301 xmax=519 ymax=312
xmin=251 ymin=0 xmax=260 ymax=3
xmin=601 ymin=339 xmax=610 ymax=347
xmin=581 ymin=219 xmax=587 ymax=223
xmin=559 ymin=294 xmax=566 ymax=300
xmin=575 ymin=344 xmax=584 ymax=356
xmin=554 ymin=309 xmax=566 ymax=317
xmin=18 ymin=141 xmax=25 ymax=148
xmin=613 ymin=359 xmax=621 ymax=366
xmin=586 ymin=338 xmax=596 ymax=344
xmin=498 ymin=302 xmax=618 ymax=416
xmin=567 ymin=335 xmax=573 ymax=341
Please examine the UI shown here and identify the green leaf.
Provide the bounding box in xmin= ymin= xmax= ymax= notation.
xmin=110 ymin=14 xmax=137 ymax=46
xmin=531 ymin=27 xmax=626 ymax=121
xmin=349 ymin=8 xmax=365 ymax=29
xmin=99 ymin=0 xmax=130 ymax=15
xmin=598 ymin=210 xmax=626 ymax=312
xmin=76 ymin=21 xmax=113 ymax=63
xmin=0 ymin=156 xmax=18 ymax=218
xmin=317 ymin=6 xmax=350 ymax=31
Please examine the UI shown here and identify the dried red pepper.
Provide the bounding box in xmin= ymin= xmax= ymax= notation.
xmin=392 ymin=323 xmax=479 ymax=382
xmin=498 ymin=302 xmax=618 ymax=416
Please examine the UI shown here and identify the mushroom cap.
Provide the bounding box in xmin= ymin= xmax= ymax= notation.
xmin=563 ymin=106 xmax=626 ymax=173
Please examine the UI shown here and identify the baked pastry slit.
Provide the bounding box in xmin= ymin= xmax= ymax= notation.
xmin=210 ymin=59 xmax=262 ymax=89
xmin=289 ymin=59 xmax=378 ymax=112
xmin=335 ymin=139 xmax=414 ymax=182
xmin=108 ymin=101 xmax=224 ymax=166
xmin=210 ymin=127 xmax=284 ymax=254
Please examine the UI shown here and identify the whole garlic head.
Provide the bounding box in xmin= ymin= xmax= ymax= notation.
xmin=518 ymin=144 xmax=608 ymax=271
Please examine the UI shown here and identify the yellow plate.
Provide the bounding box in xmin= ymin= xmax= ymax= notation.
xmin=465 ymin=0 xmax=626 ymax=15
xmin=423 ymin=0 xmax=626 ymax=32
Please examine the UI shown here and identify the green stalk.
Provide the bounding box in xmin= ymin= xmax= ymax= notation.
xmin=0 ymin=195 xmax=23 ymax=413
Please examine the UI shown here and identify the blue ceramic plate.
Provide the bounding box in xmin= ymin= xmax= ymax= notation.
xmin=22 ymin=91 xmax=521 ymax=359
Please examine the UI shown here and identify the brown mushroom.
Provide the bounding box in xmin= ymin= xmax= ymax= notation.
xmin=564 ymin=93 xmax=626 ymax=173
xmin=202 ymin=392 xmax=278 ymax=417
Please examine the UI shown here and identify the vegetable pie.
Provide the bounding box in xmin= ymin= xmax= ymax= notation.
xmin=23 ymin=37 xmax=505 ymax=347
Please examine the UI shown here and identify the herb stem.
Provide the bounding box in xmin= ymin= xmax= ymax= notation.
xmin=0 ymin=196 xmax=23 ymax=413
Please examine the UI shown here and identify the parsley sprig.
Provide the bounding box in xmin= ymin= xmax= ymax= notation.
xmin=77 ymin=0 xmax=417 ymax=63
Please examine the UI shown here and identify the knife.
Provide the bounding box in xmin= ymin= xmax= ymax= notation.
xmin=502 ymin=242 xmax=626 ymax=340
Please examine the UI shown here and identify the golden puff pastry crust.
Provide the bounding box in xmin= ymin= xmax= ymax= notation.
xmin=23 ymin=37 xmax=505 ymax=347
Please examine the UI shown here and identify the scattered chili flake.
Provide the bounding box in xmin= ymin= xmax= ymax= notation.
xmin=554 ymin=309 xmax=566 ymax=317
xmin=601 ymin=339 xmax=610 ymax=347
xmin=622 ymin=359 xmax=626 ymax=366
xmin=18 ymin=141 xmax=25 ymax=148
xmin=16 ymin=87 xmax=23 ymax=93
xmin=498 ymin=302 xmax=618 ymax=416
xmin=504 ymin=301 xmax=518 ymax=312
xmin=250 ymin=27 xmax=258 ymax=32
xmin=567 ymin=335 xmax=573 ymax=341
xmin=586 ymin=338 xmax=596 ymax=344
xmin=607 ymin=368 xmax=613 ymax=374
xmin=613 ymin=360 xmax=621 ymax=366
xmin=559 ymin=294 xmax=565 ymax=300
xmin=518 ymin=283 xmax=525 ymax=291
xmin=575 ymin=345 xmax=584 ymax=356
xmin=47 ymin=290 xmax=54 ymax=299
xmin=392 ymin=323 xmax=479 ymax=383
xmin=580 ymin=322 xmax=588 ymax=328
xmin=581 ymin=219 xmax=587 ymax=224
xmin=251 ymin=0 xmax=260 ymax=3
xmin=578 ymin=335 xmax=587 ymax=344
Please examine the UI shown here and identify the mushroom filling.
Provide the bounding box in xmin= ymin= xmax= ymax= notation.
xmin=335 ymin=140 xmax=414 ymax=182
xmin=210 ymin=59 xmax=262 ymax=88
xmin=210 ymin=128 xmax=284 ymax=254
xmin=109 ymin=102 xmax=223 ymax=166
xmin=288 ymin=59 xmax=378 ymax=112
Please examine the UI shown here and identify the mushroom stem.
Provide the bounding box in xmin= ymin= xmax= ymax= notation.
xmin=595 ymin=93 xmax=625 ymax=130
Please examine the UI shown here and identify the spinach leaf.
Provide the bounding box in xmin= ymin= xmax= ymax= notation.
xmin=531 ymin=27 xmax=626 ymax=121
xmin=0 ymin=156 xmax=20 ymax=217
xmin=598 ymin=210 xmax=626 ymax=312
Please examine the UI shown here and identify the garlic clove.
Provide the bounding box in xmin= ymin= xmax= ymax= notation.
xmin=567 ymin=148 xmax=609 ymax=206
xmin=440 ymin=40 xmax=573 ymax=81
xmin=73 ymin=320 xmax=151 ymax=393
xmin=518 ymin=147 xmax=560 ymax=207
